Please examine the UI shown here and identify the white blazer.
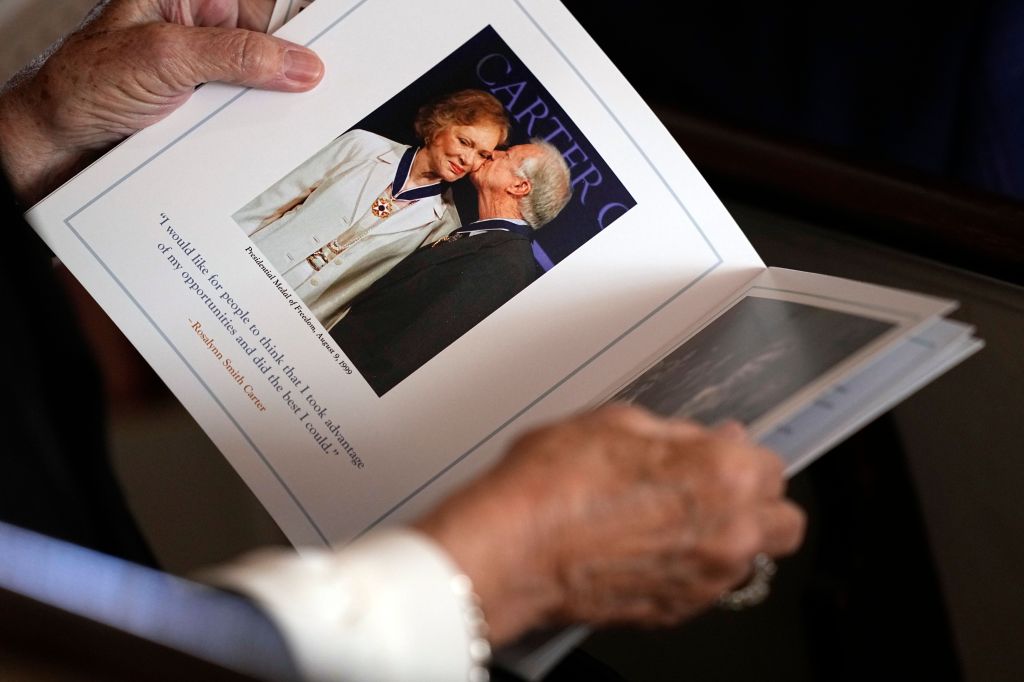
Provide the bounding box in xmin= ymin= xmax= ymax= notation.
xmin=234 ymin=129 xmax=460 ymax=329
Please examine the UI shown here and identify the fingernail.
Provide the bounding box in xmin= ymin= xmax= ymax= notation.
xmin=283 ymin=48 xmax=323 ymax=84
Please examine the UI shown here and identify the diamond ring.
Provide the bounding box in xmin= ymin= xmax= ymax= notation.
xmin=717 ymin=553 xmax=777 ymax=610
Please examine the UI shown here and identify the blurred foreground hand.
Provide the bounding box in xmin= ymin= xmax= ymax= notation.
xmin=417 ymin=404 xmax=806 ymax=645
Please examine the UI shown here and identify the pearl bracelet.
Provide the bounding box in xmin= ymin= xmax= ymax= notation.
xmin=450 ymin=574 xmax=492 ymax=682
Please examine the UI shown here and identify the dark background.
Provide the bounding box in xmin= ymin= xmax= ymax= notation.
xmin=563 ymin=1 xmax=1024 ymax=203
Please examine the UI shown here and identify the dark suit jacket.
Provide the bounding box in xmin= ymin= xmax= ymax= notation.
xmin=331 ymin=229 xmax=541 ymax=396
xmin=3 ymin=177 xmax=299 ymax=676
xmin=3 ymin=177 xmax=154 ymax=565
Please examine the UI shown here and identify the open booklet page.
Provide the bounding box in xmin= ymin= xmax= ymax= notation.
xmin=608 ymin=267 xmax=980 ymax=474
xmin=26 ymin=0 xmax=766 ymax=548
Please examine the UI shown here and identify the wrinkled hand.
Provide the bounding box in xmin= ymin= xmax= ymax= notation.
xmin=0 ymin=0 xmax=323 ymax=204
xmin=416 ymin=404 xmax=805 ymax=646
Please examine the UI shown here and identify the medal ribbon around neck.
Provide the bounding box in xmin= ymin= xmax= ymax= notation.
xmin=370 ymin=146 xmax=447 ymax=219
xmin=433 ymin=219 xmax=534 ymax=248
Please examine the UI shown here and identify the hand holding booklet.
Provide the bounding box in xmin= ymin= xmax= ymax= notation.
xmin=25 ymin=0 xmax=981 ymax=676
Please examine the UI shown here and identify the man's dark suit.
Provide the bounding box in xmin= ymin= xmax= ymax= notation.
xmin=330 ymin=226 xmax=540 ymax=396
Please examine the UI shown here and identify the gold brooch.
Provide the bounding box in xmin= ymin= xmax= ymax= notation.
xmin=370 ymin=192 xmax=394 ymax=219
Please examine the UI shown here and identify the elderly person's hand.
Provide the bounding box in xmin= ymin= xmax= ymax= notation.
xmin=0 ymin=0 xmax=323 ymax=204
xmin=416 ymin=404 xmax=805 ymax=645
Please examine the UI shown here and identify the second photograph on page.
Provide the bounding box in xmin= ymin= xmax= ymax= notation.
xmin=614 ymin=295 xmax=895 ymax=427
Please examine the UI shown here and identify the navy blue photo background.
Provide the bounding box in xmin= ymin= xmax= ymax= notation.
xmin=351 ymin=26 xmax=635 ymax=269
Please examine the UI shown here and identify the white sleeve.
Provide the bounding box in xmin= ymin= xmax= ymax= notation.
xmin=201 ymin=529 xmax=490 ymax=682
xmin=231 ymin=129 xmax=385 ymax=236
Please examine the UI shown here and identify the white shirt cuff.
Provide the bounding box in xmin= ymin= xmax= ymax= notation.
xmin=202 ymin=529 xmax=489 ymax=682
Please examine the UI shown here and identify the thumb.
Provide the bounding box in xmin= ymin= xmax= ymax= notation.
xmin=153 ymin=24 xmax=324 ymax=91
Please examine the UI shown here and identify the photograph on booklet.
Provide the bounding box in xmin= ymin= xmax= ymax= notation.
xmin=233 ymin=26 xmax=635 ymax=396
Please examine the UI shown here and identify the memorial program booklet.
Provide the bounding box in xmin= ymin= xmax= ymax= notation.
xmin=26 ymin=0 xmax=981 ymax=676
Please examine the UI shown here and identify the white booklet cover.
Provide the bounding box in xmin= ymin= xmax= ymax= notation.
xmin=28 ymin=0 xmax=774 ymax=548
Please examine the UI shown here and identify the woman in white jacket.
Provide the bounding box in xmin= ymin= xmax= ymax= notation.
xmin=234 ymin=90 xmax=509 ymax=330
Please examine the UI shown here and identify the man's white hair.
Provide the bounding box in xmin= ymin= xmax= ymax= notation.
xmin=516 ymin=139 xmax=572 ymax=229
